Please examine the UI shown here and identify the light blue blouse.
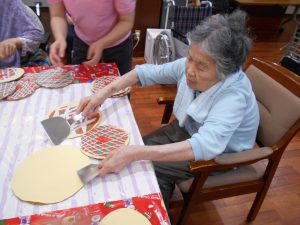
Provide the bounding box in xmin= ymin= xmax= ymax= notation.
xmin=135 ymin=58 xmax=259 ymax=161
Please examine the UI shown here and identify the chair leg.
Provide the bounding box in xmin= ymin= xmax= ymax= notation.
xmin=247 ymin=160 xmax=279 ymax=221
xmin=161 ymin=103 xmax=174 ymax=125
xmin=176 ymin=172 xmax=209 ymax=225
xmin=247 ymin=188 xmax=268 ymax=221
xmin=176 ymin=197 xmax=192 ymax=225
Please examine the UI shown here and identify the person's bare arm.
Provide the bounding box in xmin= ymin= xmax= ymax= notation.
xmin=135 ymin=141 xmax=195 ymax=162
xmin=49 ymin=3 xmax=67 ymax=43
xmin=49 ymin=2 xmax=68 ymax=65
xmin=98 ymin=141 xmax=195 ymax=176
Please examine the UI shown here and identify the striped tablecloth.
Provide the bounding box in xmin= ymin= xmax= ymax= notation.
xmin=0 ymin=83 xmax=161 ymax=220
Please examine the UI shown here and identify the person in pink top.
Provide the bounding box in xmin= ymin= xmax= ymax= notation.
xmin=48 ymin=0 xmax=136 ymax=75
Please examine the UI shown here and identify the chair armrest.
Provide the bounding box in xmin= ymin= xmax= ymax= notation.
xmin=188 ymin=147 xmax=274 ymax=173
xmin=157 ymin=96 xmax=175 ymax=105
xmin=215 ymin=147 xmax=273 ymax=164
xmin=157 ymin=97 xmax=175 ymax=125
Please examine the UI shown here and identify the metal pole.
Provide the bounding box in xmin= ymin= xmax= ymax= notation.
xmin=163 ymin=0 xmax=175 ymax=29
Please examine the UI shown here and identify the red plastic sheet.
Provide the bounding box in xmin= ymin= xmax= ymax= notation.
xmin=0 ymin=193 xmax=170 ymax=225
xmin=22 ymin=63 xmax=120 ymax=84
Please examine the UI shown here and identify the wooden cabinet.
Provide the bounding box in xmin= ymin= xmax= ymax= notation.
xmin=133 ymin=0 xmax=163 ymax=56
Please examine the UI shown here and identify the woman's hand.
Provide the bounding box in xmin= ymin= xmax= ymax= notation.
xmin=96 ymin=141 xmax=195 ymax=176
xmin=76 ymin=70 xmax=139 ymax=118
xmin=49 ymin=39 xmax=67 ymax=66
xmin=76 ymin=92 xmax=106 ymax=117
xmin=98 ymin=145 xmax=137 ymax=176
xmin=84 ymin=40 xmax=104 ymax=66
xmin=0 ymin=39 xmax=21 ymax=59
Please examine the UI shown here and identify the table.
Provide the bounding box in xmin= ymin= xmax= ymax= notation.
xmin=0 ymin=65 xmax=169 ymax=224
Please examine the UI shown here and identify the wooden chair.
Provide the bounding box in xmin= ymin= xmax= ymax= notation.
xmin=157 ymin=58 xmax=300 ymax=225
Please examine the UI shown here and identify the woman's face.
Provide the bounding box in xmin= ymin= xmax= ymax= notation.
xmin=185 ymin=43 xmax=219 ymax=92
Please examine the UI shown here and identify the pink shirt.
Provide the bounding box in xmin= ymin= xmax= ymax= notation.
xmin=48 ymin=0 xmax=136 ymax=46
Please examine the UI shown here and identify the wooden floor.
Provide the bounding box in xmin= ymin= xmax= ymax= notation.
xmin=130 ymin=20 xmax=300 ymax=225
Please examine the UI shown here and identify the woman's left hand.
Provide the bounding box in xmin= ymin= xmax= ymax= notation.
xmin=98 ymin=145 xmax=136 ymax=176
xmin=84 ymin=40 xmax=104 ymax=66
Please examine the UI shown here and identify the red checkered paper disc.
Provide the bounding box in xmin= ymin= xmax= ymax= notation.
xmin=0 ymin=68 xmax=24 ymax=83
xmin=20 ymin=73 xmax=39 ymax=84
xmin=90 ymin=76 xmax=117 ymax=92
xmin=36 ymin=68 xmax=74 ymax=88
xmin=81 ymin=125 xmax=129 ymax=159
xmin=48 ymin=102 xmax=102 ymax=138
xmin=6 ymin=80 xmax=39 ymax=101
xmin=90 ymin=76 xmax=131 ymax=97
xmin=0 ymin=82 xmax=16 ymax=100
xmin=111 ymin=87 xmax=131 ymax=98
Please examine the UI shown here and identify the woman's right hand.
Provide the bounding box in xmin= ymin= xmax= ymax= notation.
xmin=49 ymin=39 xmax=67 ymax=66
xmin=76 ymin=71 xmax=138 ymax=117
xmin=76 ymin=92 xmax=106 ymax=117
xmin=0 ymin=39 xmax=20 ymax=59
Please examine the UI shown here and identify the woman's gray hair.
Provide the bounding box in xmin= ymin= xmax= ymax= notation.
xmin=187 ymin=10 xmax=252 ymax=80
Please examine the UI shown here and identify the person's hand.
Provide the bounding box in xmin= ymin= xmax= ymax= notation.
xmin=83 ymin=40 xmax=104 ymax=66
xmin=0 ymin=39 xmax=19 ymax=59
xmin=76 ymin=92 xmax=106 ymax=117
xmin=98 ymin=145 xmax=135 ymax=176
xmin=66 ymin=13 xmax=74 ymax=25
xmin=49 ymin=39 xmax=67 ymax=66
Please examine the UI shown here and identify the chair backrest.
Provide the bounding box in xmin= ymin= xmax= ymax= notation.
xmin=244 ymin=58 xmax=300 ymax=149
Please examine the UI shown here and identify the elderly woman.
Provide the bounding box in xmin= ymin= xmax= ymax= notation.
xmin=0 ymin=0 xmax=44 ymax=68
xmin=77 ymin=10 xmax=259 ymax=209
